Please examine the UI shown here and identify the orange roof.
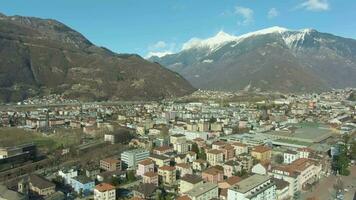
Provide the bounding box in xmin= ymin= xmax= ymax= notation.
xmin=232 ymin=142 xmax=247 ymax=147
xmin=177 ymin=195 xmax=192 ymax=200
xmin=101 ymin=158 xmax=120 ymax=164
xmin=176 ymin=163 xmax=191 ymax=169
xmin=143 ymin=171 xmax=158 ymax=177
xmin=154 ymin=146 xmax=172 ymax=152
xmin=95 ymin=183 xmax=115 ymax=192
xmin=159 ymin=165 xmax=176 ymax=171
xmin=226 ymin=176 xmax=241 ymax=185
xmin=207 ymin=149 xmax=223 ymax=155
xmin=203 ymin=167 xmax=223 ymax=175
xmin=252 ymin=145 xmax=272 ymax=153
xmin=138 ymin=159 xmax=154 ymax=166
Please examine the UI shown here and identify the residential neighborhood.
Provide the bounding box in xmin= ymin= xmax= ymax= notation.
xmin=0 ymin=89 xmax=355 ymax=200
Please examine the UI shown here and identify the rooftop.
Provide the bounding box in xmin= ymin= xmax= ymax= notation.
xmin=185 ymin=182 xmax=217 ymax=197
xmin=95 ymin=183 xmax=115 ymax=192
xmin=230 ymin=174 xmax=271 ymax=194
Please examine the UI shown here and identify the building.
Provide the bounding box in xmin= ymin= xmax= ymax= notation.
xmin=224 ymin=160 xmax=242 ymax=178
xmin=227 ymin=174 xmax=276 ymax=200
xmin=158 ymin=166 xmax=176 ymax=186
xmin=202 ymin=167 xmax=224 ymax=184
xmin=70 ymin=176 xmax=95 ymax=196
xmin=149 ymin=154 xmax=171 ymax=168
xmin=251 ymin=145 xmax=272 ymax=162
xmin=270 ymin=158 xmax=321 ymax=198
xmin=28 ymin=174 xmax=56 ymax=197
xmin=185 ymin=182 xmax=219 ymax=200
xmin=232 ymin=142 xmax=248 ymax=155
xmin=100 ymin=158 xmax=121 ymax=172
xmin=58 ymin=168 xmax=78 ymax=185
xmin=136 ymin=159 xmax=154 ymax=177
xmin=121 ymin=149 xmax=150 ymax=169
xmin=94 ymin=183 xmax=116 ymax=200
xmin=132 ymin=183 xmax=157 ymax=199
xmin=176 ymin=163 xmax=193 ymax=178
xmin=143 ymin=171 xmax=158 ymax=186
xmin=179 ymin=174 xmax=203 ymax=194
xmin=206 ymin=149 xmax=224 ymax=166
xmin=192 ymin=159 xmax=208 ymax=171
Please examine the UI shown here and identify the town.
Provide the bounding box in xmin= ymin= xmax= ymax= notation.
xmin=0 ymin=89 xmax=355 ymax=200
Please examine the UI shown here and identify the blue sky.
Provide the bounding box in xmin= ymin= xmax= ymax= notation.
xmin=1 ymin=0 xmax=355 ymax=57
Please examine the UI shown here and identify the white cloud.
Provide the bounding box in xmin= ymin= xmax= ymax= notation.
xmin=146 ymin=41 xmax=176 ymax=58
xmin=268 ymin=8 xmax=279 ymax=19
xmin=299 ymin=0 xmax=329 ymax=11
xmin=145 ymin=51 xmax=173 ymax=58
xmin=235 ymin=6 xmax=254 ymax=25
xmin=151 ymin=41 xmax=167 ymax=50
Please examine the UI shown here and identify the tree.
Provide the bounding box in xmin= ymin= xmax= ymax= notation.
xmin=274 ymin=154 xmax=284 ymax=164
xmin=198 ymin=148 xmax=206 ymax=160
xmin=351 ymin=141 xmax=356 ymax=160
xmin=191 ymin=143 xmax=199 ymax=155
xmin=126 ymin=170 xmax=136 ymax=182
xmin=332 ymin=143 xmax=350 ymax=176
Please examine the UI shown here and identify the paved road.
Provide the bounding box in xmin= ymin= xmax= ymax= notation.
xmin=302 ymin=165 xmax=356 ymax=200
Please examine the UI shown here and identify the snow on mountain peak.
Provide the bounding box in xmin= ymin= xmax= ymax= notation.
xmin=182 ymin=30 xmax=237 ymax=51
xmin=181 ymin=27 xmax=317 ymax=52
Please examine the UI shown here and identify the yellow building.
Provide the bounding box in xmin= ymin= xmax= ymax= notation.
xmin=158 ymin=165 xmax=176 ymax=186
xmin=206 ymin=149 xmax=224 ymax=166
xmin=251 ymin=145 xmax=272 ymax=162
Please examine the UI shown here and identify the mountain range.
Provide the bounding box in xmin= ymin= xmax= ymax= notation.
xmin=150 ymin=27 xmax=356 ymax=92
xmin=0 ymin=13 xmax=194 ymax=103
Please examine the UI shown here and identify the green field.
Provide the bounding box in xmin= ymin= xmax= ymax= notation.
xmin=0 ymin=127 xmax=84 ymax=152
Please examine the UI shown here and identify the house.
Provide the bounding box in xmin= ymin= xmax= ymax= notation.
xmin=176 ymin=163 xmax=193 ymax=178
xmin=212 ymin=141 xmax=226 ymax=150
xmin=273 ymin=178 xmax=290 ymax=200
xmin=143 ymin=171 xmax=159 ymax=186
xmin=58 ymin=168 xmax=78 ymax=185
xmin=192 ymin=159 xmax=208 ymax=172
xmin=186 ymin=151 xmax=197 ymax=163
xmin=179 ymin=174 xmax=203 ymax=194
xmin=283 ymin=150 xmax=299 ymax=164
xmin=218 ymin=176 xmax=242 ymax=200
xmin=202 ymin=166 xmax=224 ymax=184
xmin=231 ymin=142 xmax=248 ymax=155
xmin=251 ymin=145 xmax=272 ymax=162
xmin=94 ymin=183 xmax=116 ymax=200
xmin=132 ymin=183 xmax=157 ymax=199
xmin=158 ymin=166 xmax=176 ymax=186
xmin=237 ymin=155 xmax=254 ymax=172
xmin=223 ymin=160 xmax=242 ymax=178
xmin=70 ymin=175 xmax=95 ymax=196
xmin=149 ymin=154 xmax=171 ymax=168
xmin=100 ymin=158 xmax=121 ymax=172
xmin=153 ymin=146 xmax=173 ymax=155
xmin=206 ymin=149 xmax=224 ymax=166
xmin=28 ymin=174 xmax=56 ymax=197
xmin=136 ymin=159 xmax=154 ymax=177
xmin=251 ymin=162 xmax=270 ymax=175
xmin=227 ymin=174 xmax=276 ymax=200
xmin=185 ymin=182 xmax=219 ymax=200
xmin=221 ymin=145 xmax=235 ymax=161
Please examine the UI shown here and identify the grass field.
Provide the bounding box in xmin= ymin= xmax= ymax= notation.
xmin=0 ymin=127 xmax=84 ymax=152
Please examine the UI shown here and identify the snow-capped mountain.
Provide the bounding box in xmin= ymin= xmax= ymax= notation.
xmin=150 ymin=27 xmax=356 ymax=92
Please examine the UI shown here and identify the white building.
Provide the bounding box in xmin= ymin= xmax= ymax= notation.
xmin=185 ymin=182 xmax=218 ymax=200
xmin=227 ymin=174 xmax=276 ymax=200
xmin=94 ymin=183 xmax=116 ymax=200
xmin=121 ymin=149 xmax=150 ymax=169
xmin=58 ymin=168 xmax=78 ymax=185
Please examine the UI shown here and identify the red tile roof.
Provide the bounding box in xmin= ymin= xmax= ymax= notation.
xmin=95 ymin=183 xmax=115 ymax=192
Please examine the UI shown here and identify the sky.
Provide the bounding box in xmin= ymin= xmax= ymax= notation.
xmin=0 ymin=0 xmax=355 ymax=57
